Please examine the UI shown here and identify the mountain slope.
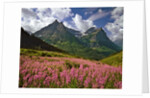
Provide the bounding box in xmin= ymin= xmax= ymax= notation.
xmin=34 ymin=20 xmax=122 ymax=60
xmin=101 ymin=51 xmax=122 ymax=67
xmin=34 ymin=20 xmax=83 ymax=53
xmin=34 ymin=20 xmax=111 ymax=60
xmin=66 ymin=28 xmax=82 ymax=38
xmin=20 ymin=27 xmax=64 ymax=52
xmin=84 ymin=27 xmax=97 ymax=35
xmin=81 ymin=27 xmax=121 ymax=52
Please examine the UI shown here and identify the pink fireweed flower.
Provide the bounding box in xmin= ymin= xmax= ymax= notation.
xmin=78 ymin=75 xmax=84 ymax=82
xmin=23 ymin=73 xmax=30 ymax=80
xmin=74 ymin=70 xmax=79 ymax=78
xmin=70 ymin=67 xmax=75 ymax=77
xmin=79 ymin=64 xmax=83 ymax=69
xmin=66 ymin=75 xmax=71 ymax=84
xmin=92 ymin=72 xmax=97 ymax=78
xmin=33 ymin=81 xmax=37 ymax=86
xmin=19 ymin=55 xmax=122 ymax=88
xmin=52 ymin=73 xmax=58 ymax=82
xmin=38 ymin=84 xmax=41 ymax=88
xmin=38 ymin=72 xmax=43 ymax=75
xmin=84 ymin=77 xmax=91 ymax=87
xmin=100 ymin=85 xmax=104 ymax=88
xmin=56 ymin=81 xmax=60 ymax=86
xmin=45 ymin=76 xmax=51 ymax=81
xmin=28 ymin=76 xmax=33 ymax=84
xmin=114 ymin=81 xmax=122 ymax=88
xmin=33 ymin=68 xmax=38 ymax=74
xmin=21 ymin=69 xmax=28 ymax=75
xmin=34 ymin=75 xmax=40 ymax=80
xmin=92 ymin=83 xmax=98 ymax=88
xmin=42 ymin=73 xmax=47 ymax=78
xmin=43 ymin=76 xmax=51 ymax=86
xmin=23 ymin=82 xmax=28 ymax=87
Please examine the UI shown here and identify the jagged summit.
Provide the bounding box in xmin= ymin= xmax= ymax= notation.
xmin=54 ymin=19 xmax=59 ymax=22
xmin=48 ymin=20 xmax=60 ymax=27
xmin=84 ymin=27 xmax=106 ymax=35
xmin=53 ymin=19 xmax=59 ymax=24
xmin=84 ymin=27 xmax=97 ymax=34
xmin=81 ymin=27 xmax=121 ymax=51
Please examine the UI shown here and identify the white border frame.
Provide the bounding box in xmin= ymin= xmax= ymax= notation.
xmin=1 ymin=0 xmax=144 ymax=95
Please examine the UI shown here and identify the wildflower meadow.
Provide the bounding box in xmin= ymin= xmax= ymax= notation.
xmin=19 ymin=49 xmax=122 ymax=88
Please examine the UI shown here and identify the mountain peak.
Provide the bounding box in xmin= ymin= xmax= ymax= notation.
xmin=84 ymin=27 xmax=97 ymax=34
xmin=100 ymin=27 xmax=104 ymax=31
xmin=88 ymin=27 xmax=96 ymax=30
xmin=54 ymin=19 xmax=59 ymax=23
xmin=52 ymin=20 xmax=60 ymax=25
xmin=51 ymin=20 xmax=65 ymax=28
xmin=96 ymin=27 xmax=105 ymax=33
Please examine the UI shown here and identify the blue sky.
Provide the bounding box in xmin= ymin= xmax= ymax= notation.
xmin=70 ymin=8 xmax=116 ymax=36
xmin=21 ymin=7 xmax=123 ymax=46
xmin=71 ymin=8 xmax=115 ymax=27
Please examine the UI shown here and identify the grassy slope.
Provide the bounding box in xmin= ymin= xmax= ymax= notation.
xmin=20 ymin=48 xmax=74 ymax=58
xmin=101 ymin=51 xmax=123 ymax=67
xmin=21 ymin=48 xmax=123 ymax=67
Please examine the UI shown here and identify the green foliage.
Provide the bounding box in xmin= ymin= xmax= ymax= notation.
xmin=83 ymin=64 xmax=89 ymax=68
xmin=104 ymin=73 xmax=122 ymax=88
xmin=20 ymin=48 xmax=73 ymax=58
xmin=65 ymin=60 xmax=80 ymax=69
xmin=54 ymin=40 xmax=108 ymax=60
xmin=67 ymin=79 xmax=78 ymax=88
xmin=101 ymin=51 xmax=122 ymax=67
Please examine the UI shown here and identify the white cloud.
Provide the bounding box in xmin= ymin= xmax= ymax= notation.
xmin=72 ymin=14 xmax=95 ymax=33
xmin=51 ymin=8 xmax=73 ymax=21
xmin=84 ymin=11 xmax=92 ymax=15
xmin=22 ymin=8 xmax=97 ymax=35
xmin=111 ymin=7 xmax=123 ymax=19
xmin=21 ymin=8 xmax=73 ymax=33
xmin=22 ymin=8 xmax=37 ymax=19
xmin=88 ymin=9 xmax=110 ymax=21
xmin=105 ymin=7 xmax=123 ymax=46
xmin=63 ymin=21 xmax=78 ymax=31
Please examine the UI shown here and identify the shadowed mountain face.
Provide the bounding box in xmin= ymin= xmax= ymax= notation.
xmin=84 ymin=27 xmax=97 ymax=35
xmin=33 ymin=20 xmax=121 ymax=60
xmin=81 ymin=27 xmax=121 ymax=52
xmin=20 ymin=27 xmax=64 ymax=53
xmin=66 ymin=28 xmax=82 ymax=38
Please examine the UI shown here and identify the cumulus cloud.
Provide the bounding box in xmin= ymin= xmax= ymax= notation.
xmin=111 ymin=7 xmax=123 ymax=19
xmin=22 ymin=8 xmax=97 ymax=34
xmin=73 ymin=14 xmax=95 ymax=33
xmin=51 ymin=8 xmax=73 ymax=21
xmin=21 ymin=8 xmax=73 ymax=33
xmin=22 ymin=8 xmax=37 ymax=19
xmin=63 ymin=21 xmax=78 ymax=31
xmin=88 ymin=9 xmax=110 ymax=21
xmin=105 ymin=7 xmax=123 ymax=46
xmin=84 ymin=11 xmax=93 ymax=15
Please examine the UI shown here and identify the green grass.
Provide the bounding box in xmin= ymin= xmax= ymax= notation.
xmin=20 ymin=48 xmax=74 ymax=58
xmin=65 ymin=60 xmax=80 ymax=69
xmin=101 ymin=51 xmax=122 ymax=67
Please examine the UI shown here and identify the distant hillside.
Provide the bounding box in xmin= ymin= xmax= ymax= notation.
xmin=101 ymin=51 xmax=122 ymax=67
xmin=20 ymin=27 xmax=64 ymax=53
